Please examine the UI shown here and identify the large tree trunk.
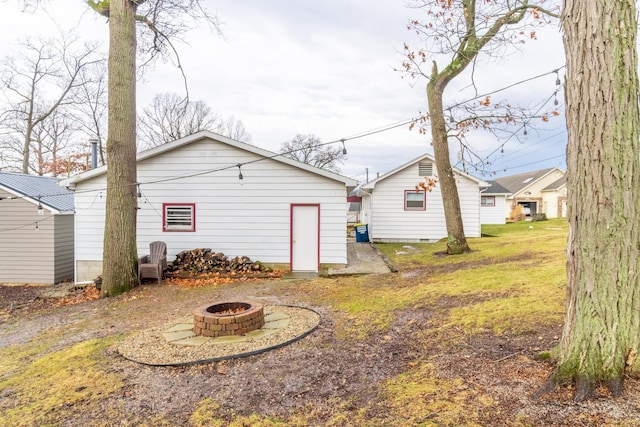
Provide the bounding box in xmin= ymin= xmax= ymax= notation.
xmin=544 ymin=0 xmax=640 ymax=400
xmin=101 ymin=0 xmax=139 ymax=297
xmin=427 ymin=76 xmax=470 ymax=255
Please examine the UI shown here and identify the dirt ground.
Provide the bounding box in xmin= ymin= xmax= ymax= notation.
xmin=2 ymin=277 xmax=640 ymax=426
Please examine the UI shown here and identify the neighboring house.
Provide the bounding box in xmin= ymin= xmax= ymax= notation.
xmin=492 ymin=168 xmax=566 ymax=219
xmin=480 ymin=181 xmax=511 ymax=225
xmin=0 ymin=172 xmax=74 ymax=284
xmin=358 ymin=154 xmax=489 ymax=242
xmin=59 ymin=131 xmax=357 ymax=282
xmin=347 ymin=188 xmax=361 ymax=225
xmin=541 ymin=176 xmax=567 ymax=219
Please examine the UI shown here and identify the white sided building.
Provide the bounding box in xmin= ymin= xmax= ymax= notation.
xmin=480 ymin=181 xmax=511 ymax=225
xmin=358 ymin=154 xmax=489 ymax=242
xmin=60 ymin=131 xmax=357 ymax=282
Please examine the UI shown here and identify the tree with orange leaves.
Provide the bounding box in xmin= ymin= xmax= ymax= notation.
xmin=402 ymin=0 xmax=559 ymax=254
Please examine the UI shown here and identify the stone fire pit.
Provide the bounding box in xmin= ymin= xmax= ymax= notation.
xmin=193 ymin=300 xmax=265 ymax=337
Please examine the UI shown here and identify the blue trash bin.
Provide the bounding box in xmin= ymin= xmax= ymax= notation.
xmin=355 ymin=223 xmax=369 ymax=242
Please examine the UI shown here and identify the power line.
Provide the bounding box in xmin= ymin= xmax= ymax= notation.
xmin=495 ymin=154 xmax=565 ymax=173
xmin=495 ymin=129 xmax=566 ymax=164
xmin=0 ymin=65 xmax=566 ymax=204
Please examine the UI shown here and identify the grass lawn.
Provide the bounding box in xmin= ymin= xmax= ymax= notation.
xmin=3 ymin=218 xmax=637 ymax=426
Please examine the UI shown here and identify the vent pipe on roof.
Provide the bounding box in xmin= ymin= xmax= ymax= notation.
xmin=89 ymin=139 xmax=98 ymax=169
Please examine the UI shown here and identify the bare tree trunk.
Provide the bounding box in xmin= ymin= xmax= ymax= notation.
xmin=101 ymin=0 xmax=139 ymax=297
xmin=22 ymin=102 xmax=35 ymax=174
xmin=22 ymin=131 xmax=31 ymax=174
xmin=427 ymin=75 xmax=470 ymax=254
xmin=51 ymin=135 xmax=58 ymax=177
xmin=542 ymin=0 xmax=640 ymax=401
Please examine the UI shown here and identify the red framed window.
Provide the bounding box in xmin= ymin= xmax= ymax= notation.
xmin=481 ymin=196 xmax=496 ymax=207
xmin=163 ymin=203 xmax=196 ymax=232
xmin=404 ymin=190 xmax=425 ymax=211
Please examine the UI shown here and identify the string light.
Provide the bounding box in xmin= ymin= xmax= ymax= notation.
xmin=37 ymin=198 xmax=43 ymax=215
xmin=0 ymin=216 xmax=53 ymax=234
xmin=341 ymin=139 xmax=347 ymax=155
xmin=136 ymin=184 xmax=142 ymax=198
xmin=0 ymin=65 xmax=566 ymax=210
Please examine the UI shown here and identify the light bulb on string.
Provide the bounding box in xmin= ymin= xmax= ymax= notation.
xmin=237 ymin=164 xmax=243 ymax=180
xmin=341 ymin=139 xmax=347 ymax=155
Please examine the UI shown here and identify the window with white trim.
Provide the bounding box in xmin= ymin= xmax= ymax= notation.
xmin=163 ymin=203 xmax=196 ymax=232
xmin=481 ymin=196 xmax=496 ymax=207
xmin=404 ymin=190 xmax=425 ymax=211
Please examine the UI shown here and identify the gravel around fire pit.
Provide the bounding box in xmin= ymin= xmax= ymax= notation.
xmin=117 ymin=305 xmax=320 ymax=366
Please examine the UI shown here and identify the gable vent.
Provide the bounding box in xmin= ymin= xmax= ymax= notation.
xmin=418 ymin=162 xmax=433 ymax=176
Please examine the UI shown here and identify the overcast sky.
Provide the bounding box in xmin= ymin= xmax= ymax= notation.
xmin=0 ymin=1 xmax=566 ymax=182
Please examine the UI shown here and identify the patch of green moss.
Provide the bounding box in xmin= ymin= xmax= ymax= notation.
xmin=191 ymin=398 xmax=289 ymax=427
xmin=0 ymin=337 xmax=124 ymax=427
xmin=307 ymin=219 xmax=568 ymax=340
xmin=190 ymin=397 xmax=377 ymax=427
xmin=380 ymin=362 xmax=494 ymax=426
xmin=308 ymin=276 xmax=436 ymax=339
xmin=537 ymin=351 xmax=553 ymax=360
xmin=0 ymin=337 xmax=54 ymax=379
xmin=446 ymin=293 xmax=564 ymax=335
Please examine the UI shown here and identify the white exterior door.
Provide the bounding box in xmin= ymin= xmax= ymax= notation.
xmin=290 ymin=204 xmax=320 ymax=272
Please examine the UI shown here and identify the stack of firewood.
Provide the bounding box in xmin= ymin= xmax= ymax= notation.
xmin=167 ymin=248 xmax=270 ymax=274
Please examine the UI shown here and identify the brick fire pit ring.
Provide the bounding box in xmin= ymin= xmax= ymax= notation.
xmin=193 ymin=300 xmax=265 ymax=337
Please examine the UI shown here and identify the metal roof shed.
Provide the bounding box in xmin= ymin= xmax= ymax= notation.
xmin=0 ymin=172 xmax=74 ymax=284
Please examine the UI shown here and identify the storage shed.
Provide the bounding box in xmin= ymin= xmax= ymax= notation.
xmin=358 ymin=153 xmax=489 ymax=242
xmin=480 ymin=181 xmax=511 ymax=225
xmin=0 ymin=172 xmax=74 ymax=284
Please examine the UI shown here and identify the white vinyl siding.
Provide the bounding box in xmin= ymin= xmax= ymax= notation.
xmin=363 ymin=160 xmax=482 ymax=242
xmin=480 ymin=195 xmax=507 ymax=224
xmin=72 ymin=138 xmax=350 ymax=281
